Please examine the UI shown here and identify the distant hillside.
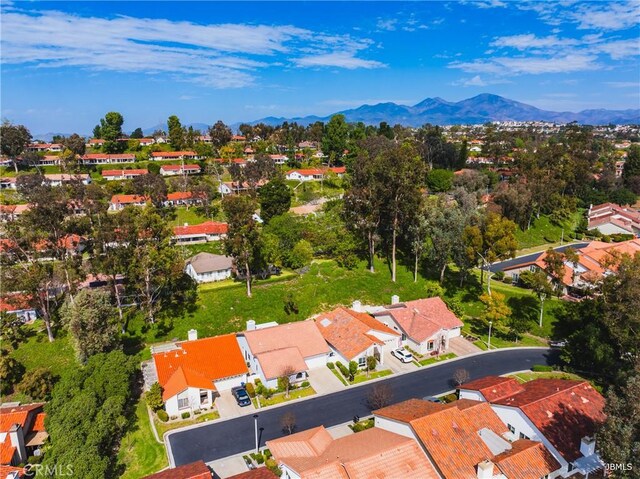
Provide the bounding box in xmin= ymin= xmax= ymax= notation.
xmin=245 ymin=93 xmax=640 ymax=127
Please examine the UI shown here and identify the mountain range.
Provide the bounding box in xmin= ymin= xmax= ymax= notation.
xmin=33 ymin=94 xmax=639 ymax=140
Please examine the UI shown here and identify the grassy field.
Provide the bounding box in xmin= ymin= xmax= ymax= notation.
xmin=419 ymin=353 xmax=457 ymax=367
xmin=514 ymin=211 xmax=584 ymax=250
xmin=253 ymin=386 xmax=316 ymax=407
xmin=167 ymin=207 xmax=213 ymax=227
xmin=352 ymin=369 xmax=393 ymax=384
xmin=118 ymin=401 xmax=168 ymax=479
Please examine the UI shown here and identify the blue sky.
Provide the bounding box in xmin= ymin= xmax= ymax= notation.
xmin=1 ymin=1 xmax=639 ymax=134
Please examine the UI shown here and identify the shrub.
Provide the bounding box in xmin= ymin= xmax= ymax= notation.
xmin=348 ymin=361 xmax=358 ymax=381
xmin=336 ymin=361 xmax=350 ymax=380
xmin=301 ymin=381 xmax=310 ymax=388
xmin=494 ymin=271 xmax=505 ymax=280
xmin=181 ymin=412 xmax=191 ymax=419
xmin=256 ymin=454 xmax=265 ymax=464
xmin=245 ymin=383 xmax=256 ymax=398
xmin=157 ymin=410 xmax=169 ymax=422
xmin=194 ymin=409 xmax=201 ymax=415
xmin=263 ymin=388 xmax=274 ymax=399
xmin=327 ymin=362 xmax=335 ymax=369
xmin=502 ymin=275 xmax=512 ymax=284
xmin=145 ymin=382 xmax=164 ymax=412
xmin=532 ymin=365 xmax=554 ymax=372
xmin=17 ymin=367 xmax=55 ymax=401
xmin=264 ymin=449 xmax=272 ymax=459
xmin=255 ymin=378 xmax=262 ymax=386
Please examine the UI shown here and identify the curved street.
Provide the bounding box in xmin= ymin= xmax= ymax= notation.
xmin=167 ymin=347 xmax=560 ymax=466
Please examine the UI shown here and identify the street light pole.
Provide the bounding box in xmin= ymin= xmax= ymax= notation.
xmin=488 ymin=321 xmax=493 ymax=350
xmin=253 ymin=414 xmax=259 ymax=454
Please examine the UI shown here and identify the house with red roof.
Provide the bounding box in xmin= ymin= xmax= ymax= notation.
xmin=109 ymin=194 xmax=149 ymax=211
xmin=374 ymin=398 xmax=562 ymax=479
xmin=0 ymin=404 xmax=47 ymax=467
xmin=38 ymin=155 xmax=61 ymax=166
xmin=237 ymin=321 xmax=331 ymax=389
xmin=102 ymin=169 xmax=148 ymax=181
xmin=285 ymin=167 xmax=345 ymax=182
xmin=0 ymin=204 xmax=30 ymax=222
xmin=268 ymin=154 xmax=288 ymax=165
xmin=587 ymin=202 xmax=640 ymax=236
xmin=267 ymin=425 xmax=438 ymax=479
xmin=459 ymin=376 xmax=606 ymax=477
xmin=0 ymin=294 xmax=37 ymax=322
xmin=152 ymin=331 xmax=248 ymax=417
xmin=164 ymin=191 xmax=203 ymax=207
xmin=142 ymin=460 xmax=211 ymax=479
xmin=371 ymin=296 xmax=463 ymax=356
xmin=172 ymin=221 xmax=228 ymax=244
xmin=150 ymin=151 xmax=200 ymax=161
xmin=0 ymin=177 xmax=17 ymax=190
xmin=159 ymin=164 xmax=202 ymax=176
xmin=314 ymin=306 xmax=401 ymax=367
xmin=218 ymin=179 xmax=268 ymax=195
xmin=80 ymin=153 xmax=136 ymax=165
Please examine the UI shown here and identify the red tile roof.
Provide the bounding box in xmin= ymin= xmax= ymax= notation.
xmin=0 ymin=465 xmax=25 ymax=477
xmin=167 ymin=191 xmax=195 ymax=201
xmin=173 ymin=221 xmax=228 ymax=237
xmin=227 ymin=468 xmax=278 ymax=479
xmin=102 ymin=169 xmax=148 ymax=176
xmin=315 ymin=307 xmax=399 ymax=360
xmin=0 ymin=403 xmax=43 ymax=432
xmin=82 ymin=153 xmax=136 ymax=160
xmin=153 ymin=335 xmax=248 ymax=401
xmin=494 ymin=439 xmax=561 ymax=479
xmin=142 ymin=460 xmax=210 ymax=479
xmin=459 ymin=375 xmax=525 ymax=401
xmin=32 ymin=413 xmax=46 ymax=432
xmin=0 ymin=436 xmax=16 ymax=465
xmin=375 ymin=297 xmax=463 ymax=343
xmin=0 ymin=294 xmax=33 ymax=313
xmin=493 ymin=379 xmax=606 ymax=462
xmin=375 ymin=398 xmax=455 ymax=423
xmin=151 ymin=151 xmax=197 ymax=158
xmin=110 ymin=194 xmax=149 ymax=205
xmin=160 ymin=164 xmax=201 ymax=171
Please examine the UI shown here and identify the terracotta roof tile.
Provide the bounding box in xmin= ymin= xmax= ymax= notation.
xmin=243 ymin=322 xmax=330 ymax=359
xmin=256 ymin=347 xmax=309 ymax=380
xmin=32 ymin=413 xmax=46 ymax=432
xmin=374 ymin=398 xmax=454 ymax=423
xmin=460 ymin=375 xmax=525 ymax=401
xmin=142 ymin=460 xmax=210 ymax=479
xmin=494 ymin=439 xmax=561 ymax=479
xmin=102 ymin=169 xmax=148 ymax=176
xmin=226 ymin=468 xmax=279 ymax=479
xmin=0 ymin=403 xmax=43 ymax=432
xmin=0 ymin=436 xmax=16 ymax=465
xmin=173 ymin=221 xmax=228 ymax=237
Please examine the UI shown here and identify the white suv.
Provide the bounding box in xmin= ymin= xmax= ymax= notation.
xmin=391 ymin=348 xmax=413 ymax=363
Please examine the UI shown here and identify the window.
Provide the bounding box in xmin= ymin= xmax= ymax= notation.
xmin=358 ymin=357 xmax=366 ymax=367
xmin=507 ymin=424 xmax=516 ymax=434
xmin=519 ymin=432 xmax=530 ymax=440
xmin=529 ymin=265 xmax=537 ymax=272
xmin=401 ymin=333 xmax=406 ymax=341
xmin=427 ymin=340 xmax=435 ymax=351
xmin=178 ymin=397 xmax=189 ymax=409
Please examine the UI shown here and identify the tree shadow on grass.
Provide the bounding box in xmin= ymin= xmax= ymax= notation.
xmin=507 ymin=296 xmax=539 ymax=324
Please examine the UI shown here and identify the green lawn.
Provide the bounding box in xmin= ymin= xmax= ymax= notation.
xmin=328 ymin=366 xmax=348 ymax=385
xmin=9 ymin=325 xmax=76 ymax=378
xmin=352 ymin=369 xmax=393 ymax=384
xmin=154 ymin=410 xmax=220 ymax=437
xmin=252 ymin=386 xmax=316 ymax=407
xmin=419 ymin=353 xmax=457 ymax=367
xmin=509 ymin=371 xmax=586 ymax=383
xmin=118 ymin=400 xmax=167 ymax=479
xmin=168 ymin=207 xmax=212 ymax=227
xmin=514 ymin=211 xmax=584 ymax=250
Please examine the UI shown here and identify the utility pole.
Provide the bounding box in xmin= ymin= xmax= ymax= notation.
xmin=253 ymin=414 xmax=259 ymax=454
xmin=488 ymin=321 xmax=493 ymax=350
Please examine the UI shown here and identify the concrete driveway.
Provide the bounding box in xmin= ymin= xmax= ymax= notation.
xmin=383 ymin=350 xmax=417 ymax=374
xmin=216 ymin=389 xmax=254 ymax=419
xmin=308 ymin=366 xmax=344 ymax=394
xmin=448 ymin=337 xmax=483 ymax=357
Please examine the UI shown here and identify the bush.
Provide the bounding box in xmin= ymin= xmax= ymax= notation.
xmin=301 ymin=381 xmax=310 ymax=388
xmin=181 ymin=411 xmax=191 ymax=419
xmin=17 ymin=367 xmax=55 ymax=401
xmin=348 ymin=361 xmax=358 ymax=380
xmin=194 ymin=409 xmax=201 ymax=415
xmin=245 ymin=383 xmax=255 ymax=398
xmin=145 ymin=382 xmax=164 ymax=412
xmin=494 ymin=271 xmax=505 ymax=280
xmin=502 ymin=275 xmax=512 ymax=284
xmin=263 ymin=388 xmax=274 ymax=399
xmin=327 ymin=362 xmax=335 ymax=369
xmin=288 ymin=239 xmax=314 ymax=269
xmin=336 ymin=361 xmax=350 ymax=381
xmin=256 ymin=454 xmax=265 ymax=464
xmin=532 ymin=364 xmax=554 ymax=372
xmin=157 ymin=410 xmax=169 ymax=422
xmin=264 ymin=449 xmax=272 ymax=459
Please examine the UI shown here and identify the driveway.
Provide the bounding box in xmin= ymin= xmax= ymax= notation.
xmin=488 ymin=243 xmax=589 ymax=273
xmin=168 ymin=348 xmax=559 ymax=466
xmin=216 ymin=389 xmax=254 ymax=419
xmin=383 ymin=350 xmax=417 ymax=374
xmin=308 ymin=366 xmax=344 ymax=395
xmin=448 ymin=337 xmax=483 ymax=357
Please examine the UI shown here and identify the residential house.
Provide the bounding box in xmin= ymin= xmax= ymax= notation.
xmin=159 ymin=164 xmax=202 ymax=176
xmin=587 ymin=202 xmax=640 ymax=236
xmin=227 ymin=468 xmax=279 ymax=479
xmin=231 ymin=135 xmax=246 ymax=142
xmin=172 ymin=221 xmax=228 ymax=244
xmin=314 ymin=305 xmax=401 ymax=367
xmin=237 ymin=321 xmax=331 ymax=389
xmin=164 ymin=191 xmax=203 ymax=207
xmin=44 ymin=173 xmax=91 ymax=187
xmin=218 ymin=179 xmax=268 ymax=195
xmin=86 ymin=138 xmax=105 ymax=148
xmin=0 ymin=178 xmax=17 ymax=190
xmin=371 ymin=296 xmax=463 ymax=356
xmin=374 ymin=398 xmax=562 ymax=479
xmin=459 ymin=376 xmax=606 ymax=477
xmin=150 ymin=151 xmax=200 ymax=161
xmin=0 ymin=465 xmax=27 ymax=478
xmin=285 ymin=167 xmax=345 ymax=182
xmin=38 ymin=155 xmax=61 ymax=166
xmin=0 ymin=294 xmax=37 ymax=322
xmin=501 ymin=239 xmax=640 ymax=293
xmin=615 ymin=160 xmax=625 ymax=178
xmin=80 ymin=153 xmax=136 ymax=165
xmin=185 ymin=253 xmax=233 ymax=283
xmin=269 ymin=154 xmax=288 ymax=165
xmin=297 ymin=141 xmax=317 ymax=149
xmin=138 ymin=138 xmax=155 ymax=146
xmin=142 ymin=461 xmax=211 ymax=479
xmin=102 ymin=169 xmax=148 ymax=181
xmin=109 ymin=194 xmax=149 ymax=211
xmin=0 ymin=404 xmax=48 ymax=466
xmin=267 ymin=425 xmax=438 ymax=479
xmin=27 ymin=143 xmax=62 ymax=152
xmin=0 ymin=204 xmax=30 ymax=222
xmin=152 ymin=331 xmax=248 ymax=416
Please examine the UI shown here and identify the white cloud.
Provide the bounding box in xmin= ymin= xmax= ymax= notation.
xmin=593 ymin=39 xmax=639 ymax=60
xmin=450 ymin=54 xmax=599 ymax=75
xmin=606 ymin=81 xmax=639 ymax=88
xmin=0 ymin=6 xmax=384 ymax=88
xmin=452 ymin=75 xmax=512 ymax=87
xmin=294 ymin=52 xmax=385 ymax=69
xmin=491 ymin=34 xmax=579 ymax=50
xmin=376 ymin=18 xmax=398 ymax=31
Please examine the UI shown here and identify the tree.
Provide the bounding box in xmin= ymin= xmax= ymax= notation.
xmin=455 ymin=225 xmax=483 ymax=286
xmin=597 ymin=361 xmax=640 ymax=476
xmin=0 ymin=312 xmax=27 ymax=350
xmin=61 ymin=289 xmax=120 ymax=363
xmin=145 ymin=383 xmax=164 ymax=412
xmin=17 ymin=367 xmax=55 ymax=401
xmin=132 ymin=173 xmax=168 ymax=207
xmin=366 ymin=356 xmax=377 ymax=378
xmin=542 ymin=248 xmax=566 ymax=296
xmin=0 ymin=120 xmax=32 ymax=172
xmin=520 ymin=269 xmax=553 ymax=328
xmin=222 ymin=195 xmax=262 ymax=297
xmin=348 ymin=360 xmax=359 ymax=382
xmin=63 ymin=133 xmax=86 ymax=155
xmin=426 ymin=168 xmax=454 ymax=192
xmin=167 ymin=115 xmax=185 ymax=150
xmin=0 ymin=352 xmax=24 ymax=394
xmin=322 ymin=114 xmax=348 ymax=165
xmin=209 ymin=120 xmax=232 ymax=149
xmin=277 ymin=365 xmax=296 ymax=398
xmin=453 ymin=368 xmax=470 ymax=387
xmin=479 ymin=291 xmax=511 ymax=332
xmin=258 ymin=176 xmax=292 ymax=222
xmin=480 ymin=213 xmax=518 ymax=287
xmin=280 ymin=411 xmax=296 ymax=435
xmin=288 ymin=240 xmax=313 ymax=269
xmin=424 ymin=197 xmax=465 ymax=284
xmin=130 ymin=127 xmax=144 ymax=139
xmin=367 ymin=383 xmax=393 ymax=409
xmin=623 ymin=145 xmax=640 ymax=194
xmin=96 ymin=112 xmax=125 ymax=153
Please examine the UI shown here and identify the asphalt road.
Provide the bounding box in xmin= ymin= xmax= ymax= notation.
xmin=168 ymin=348 xmax=560 ymax=466
xmin=488 ymin=243 xmax=589 ymax=273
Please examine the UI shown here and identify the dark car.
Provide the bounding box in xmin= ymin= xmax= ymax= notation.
xmin=232 ymin=386 xmax=251 ymax=407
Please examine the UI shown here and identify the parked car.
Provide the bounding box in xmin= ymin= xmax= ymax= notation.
xmin=549 ymin=340 xmax=567 ymax=348
xmin=391 ymin=348 xmax=413 ymax=363
xmin=232 ymin=386 xmax=251 ymax=407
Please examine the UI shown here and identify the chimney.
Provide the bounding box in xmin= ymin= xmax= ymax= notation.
xmin=246 ymin=319 xmax=256 ymax=331
xmin=391 ymin=295 xmax=400 ymax=305
xmin=476 ymin=460 xmax=494 ymax=479
xmin=580 ymin=436 xmax=596 ymax=457
xmin=351 ymin=300 xmax=362 ymax=312
xmin=184 ymin=222 xmax=188 ymax=227
xmin=187 ymin=329 xmax=198 ymax=341
xmin=9 ymin=424 xmax=27 ymax=463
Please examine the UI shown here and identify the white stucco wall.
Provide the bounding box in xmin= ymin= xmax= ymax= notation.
xmin=458 ymin=389 xmax=486 ymax=402
xmin=374 ymin=416 xmax=415 ymax=438
xmin=185 ymin=264 xmax=232 ymax=283
xmin=165 ymin=387 xmax=214 ymax=417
